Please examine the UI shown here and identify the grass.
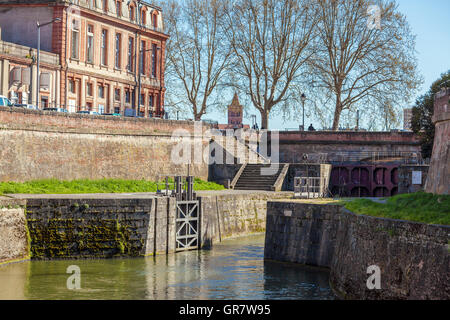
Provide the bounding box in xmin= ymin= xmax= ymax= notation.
xmin=341 ymin=192 xmax=450 ymax=226
xmin=0 ymin=178 xmax=225 ymax=195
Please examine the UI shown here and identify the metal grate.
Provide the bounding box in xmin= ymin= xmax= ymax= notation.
xmin=175 ymin=200 xmax=199 ymax=251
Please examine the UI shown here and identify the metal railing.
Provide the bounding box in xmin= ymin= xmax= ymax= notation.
xmin=332 ymin=151 xmax=426 ymax=164
xmin=294 ymin=176 xmax=329 ymax=199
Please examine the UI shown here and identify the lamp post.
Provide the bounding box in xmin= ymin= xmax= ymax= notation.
xmin=301 ymin=93 xmax=306 ymax=131
xmin=36 ymin=18 xmax=60 ymax=109
xmin=138 ymin=46 xmax=153 ymax=117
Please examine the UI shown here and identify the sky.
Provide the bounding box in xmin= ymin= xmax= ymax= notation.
xmin=177 ymin=0 xmax=450 ymax=130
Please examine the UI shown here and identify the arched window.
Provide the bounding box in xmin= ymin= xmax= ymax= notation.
xmin=152 ymin=11 xmax=158 ymax=29
xmin=129 ymin=3 xmax=135 ymax=21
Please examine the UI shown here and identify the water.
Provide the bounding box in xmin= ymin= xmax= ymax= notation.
xmin=0 ymin=234 xmax=335 ymax=300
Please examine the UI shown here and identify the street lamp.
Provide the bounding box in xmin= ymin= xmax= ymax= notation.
xmin=138 ymin=46 xmax=153 ymax=117
xmin=301 ymin=93 xmax=306 ymax=131
xmin=36 ymin=18 xmax=61 ymax=109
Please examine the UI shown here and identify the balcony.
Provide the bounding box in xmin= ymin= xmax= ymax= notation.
xmin=0 ymin=40 xmax=59 ymax=66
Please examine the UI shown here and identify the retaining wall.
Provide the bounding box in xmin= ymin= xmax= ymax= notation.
xmin=0 ymin=191 xmax=292 ymax=261
xmin=265 ymin=201 xmax=450 ymax=300
xmin=0 ymin=107 xmax=209 ymax=182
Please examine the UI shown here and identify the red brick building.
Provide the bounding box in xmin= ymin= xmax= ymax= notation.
xmin=0 ymin=0 xmax=168 ymax=117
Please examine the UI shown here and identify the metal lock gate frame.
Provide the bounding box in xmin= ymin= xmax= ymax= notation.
xmin=175 ymin=200 xmax=199 ymax=251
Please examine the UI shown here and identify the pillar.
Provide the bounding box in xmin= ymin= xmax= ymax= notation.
xmin=0 ymin=60 xmax=3 ymax=96
xmin=80 ymin=76 xmax=86 ymax=110
xmin=30 ymin=63 xmax=37 ymax=105
xmin=1 ymin=59 xmax=9 ymax=97
xmin=56 ymin=70 xmax=61 ymax=108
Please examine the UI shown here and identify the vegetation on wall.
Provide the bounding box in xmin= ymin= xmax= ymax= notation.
xmin=343 ymin=192 xmax=450 ymax=225
xmin=0 ymin=178 xmax=225 ymax=195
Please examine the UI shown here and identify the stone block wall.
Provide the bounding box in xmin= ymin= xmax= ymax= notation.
xmin=199 ymin=191 xmax=293 ymax=247
xmin=331 ymin=209 xmax=449 ymax=300
xmin=25 ymin=197 xmax=176 ymax=260
xmin=0 ymin=198 xmax=29 ymax=264
xmin=0 ymin=191 xmax=292 ymax=262
xmin=264 ymin=202 xmax=340 ymax=267
xmin=265 ymin=201 xmax=450 ymax=300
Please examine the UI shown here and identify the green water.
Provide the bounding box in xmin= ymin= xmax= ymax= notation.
xmin=0 ymin=234 xmax=335 ymax=300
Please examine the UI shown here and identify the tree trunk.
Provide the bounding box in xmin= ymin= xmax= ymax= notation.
xmin=260 ymin=110 xmax=269 ymax=130
xmin=332 ymin=98 xmax=342 ymax=131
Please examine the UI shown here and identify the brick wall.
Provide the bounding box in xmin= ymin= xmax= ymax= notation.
xmin=277 ymin=131 xmax=421 ymax=163
xmin=0 ymin=107 xmax=209 ymax=182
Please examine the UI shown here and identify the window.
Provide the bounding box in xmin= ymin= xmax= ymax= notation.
xmin=87 ymin=102 xmax=93 ymax=111
xmin=141 ymin=9 xmax=146 ymax=25
xmin=152 ymin=43 xmax=157 ymax=77
xmin=140 ymin=40 xmax=145 ymax=75
xmin=98 ymin=85 xmax=105 ymax=99
xmin=128 ymin=37 xmax=134 ymax=72
xmin=86 ymin=25 xmax=94 ymax=63
xmin=68 ymin=79 xmax=75 ymax=93
xmin=149 ymin=94 xmax=154 ymax=109
xmin=86 ymin=83 xmax=93 ymax=96
xmin=103 ymin=0 xmax=108 ymax=12
xmin=114 ymin=107 xmax=120 ymax=114
xmin=115 ymin=33 xmax=121 ymax=69
xmin=130 ymin=4 xmax=135 ymax=21
xmin=98 ymin=104 xmax=105 ymax=114
xmin=89 ymin=0 xmax=95 ymax=9
xmin=125 ymin=89 xmax=130 ymax=103
xmin=115 ymin=88 xmax=121 ymax=101
xmin=41 ymin=96 xmax=49 ymax=109
xmin=140 ymin=93 xmax=145 ymax=106
xmin=116 ymin=0 xmax=122 ymax=17
xmin=153 ymin=13 xmax=158 ymax=29
xmin=71 ymin=20 xmax=79 ymax=59
xmin=101 ymin=29 xmax=108 ymax=66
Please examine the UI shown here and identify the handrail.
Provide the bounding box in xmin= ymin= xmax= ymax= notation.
xmin=230 ymin=163 xmax=247 ymax=190
xmin=272 ymin=164 xmax=289 ymax=192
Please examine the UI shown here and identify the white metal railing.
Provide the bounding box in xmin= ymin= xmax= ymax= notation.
xmin=294 ymin=176 xmax=328 ymax=199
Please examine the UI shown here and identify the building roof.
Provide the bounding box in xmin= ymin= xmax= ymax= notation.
xmin=229 ymin=92 xmax=243 ymax=109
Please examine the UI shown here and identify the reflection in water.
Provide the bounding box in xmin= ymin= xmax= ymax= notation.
xmin=0 ymin=234 xmax=334 ymax=300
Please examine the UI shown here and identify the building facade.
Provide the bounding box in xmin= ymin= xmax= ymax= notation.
xmin=0 ymin=0 xmax=168 ymax=117
xmin=0 ymin=27 xmax=60 ymax=107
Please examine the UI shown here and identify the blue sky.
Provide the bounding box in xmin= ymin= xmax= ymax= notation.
xmin=187 ymin=0 xmax=450 ymax=130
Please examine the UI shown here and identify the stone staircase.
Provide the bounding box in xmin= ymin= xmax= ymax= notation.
xmin=233 ymin=164 xmax=287 ymax=191
xmin=211 ymin=136 xmax=270 ymax=164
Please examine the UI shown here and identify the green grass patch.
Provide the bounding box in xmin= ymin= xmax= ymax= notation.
xmin=0 ymin=178 xmax=225 ymax=195
xmin=341 ymin=192 xmax=450 ymax=225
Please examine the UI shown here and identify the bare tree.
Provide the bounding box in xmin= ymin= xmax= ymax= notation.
xmin=223 ymin=0 xmax=318 ymax=129
xmin=163 ymin=0 xmax=232 ymax=121
xmin=308 ymin=0 xmax=421 ymax=131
